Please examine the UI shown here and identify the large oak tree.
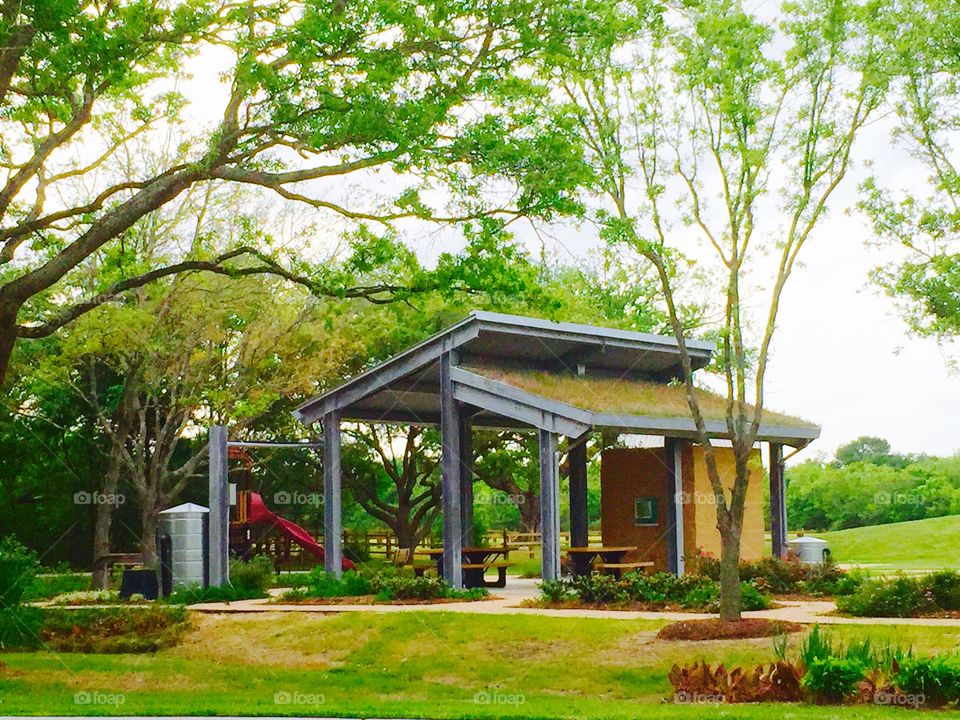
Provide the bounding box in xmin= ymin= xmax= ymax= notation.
xmin=0 ymin=0 xmax=621 ymax=386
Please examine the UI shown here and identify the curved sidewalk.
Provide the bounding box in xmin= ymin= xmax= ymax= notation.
xmin=186 ymin=578 xmax=960 ymax=626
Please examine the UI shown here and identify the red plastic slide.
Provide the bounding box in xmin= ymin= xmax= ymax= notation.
xmin=247 ymin=491 xmax=355 ymax=571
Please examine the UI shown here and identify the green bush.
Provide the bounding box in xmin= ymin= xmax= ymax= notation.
xmin=40 ymin=606 xmax=188 ymax=653
xmin=228 ymin=555 xmax=275 ymax=594
xmin=22 ymin=573 xmax=90 ymax=601
xmin=370 ymin=574 xmax=486 ymax=601
xmin=0 ymin=536 xmax=40 ymax=609
xmin=162 ymin=583 xmax=265 ymax=605
xmin=802 ymin=656 xmax=867 ymax=702
xmin=925 ymin=570 xmax=960 ymax=611
xmin=740 ymin=557 xmax=806 ymax=594
xmin=303 ymin=569 xmax=372 ymax=598
xmin=569 ymin=573 xmax=629 ymax=604
xmin=836 ymin=575 xmax=933 ymax=617
xmin=0 ymin=606 xmax=43 ymax=649
xmin=539 ymin=579 xmax=575 ymax=602
xmin=894 ymin=655 xmax=960 ymax=706
xmin=739 ymin=581 xmax=770 ymax=611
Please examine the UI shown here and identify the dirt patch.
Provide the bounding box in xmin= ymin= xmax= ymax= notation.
xmin=657 ymin=618 xmax=804 ymax=641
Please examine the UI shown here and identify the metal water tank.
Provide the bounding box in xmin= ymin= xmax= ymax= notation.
xmin=787 ymin=535 xmax=831 ymax=564
xmin=158 ymin=502 xmax=209 ymax=590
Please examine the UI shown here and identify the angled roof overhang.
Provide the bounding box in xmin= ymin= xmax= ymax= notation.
xmin=293 ymin=311 xmax=819 ymax=448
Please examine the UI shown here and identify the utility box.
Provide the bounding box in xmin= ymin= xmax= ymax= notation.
xmin=158 ymin=503 xmax=209 ymax=591
xmin=788 ymin=535 xmax=831 ymax=565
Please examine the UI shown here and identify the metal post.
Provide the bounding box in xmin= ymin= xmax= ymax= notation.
xmin=568 ymin=437 xmax=589 ymax=548
xmin=769 ymin=443 xmax=787 ymax=558
xmin=440 ymin=352 xmax=463 ymax=588
xmin=323 ymin=410 xmax=343 ymax=577
xmin=459 ymin=415 xmax=474 ymax=548
xmin=665 ymin=438 xmax=686 ymax=576
xmin=208 ymin=424 xmax=229 ymax=587
xmin=539 ymin=429 xmax=560 ymax=581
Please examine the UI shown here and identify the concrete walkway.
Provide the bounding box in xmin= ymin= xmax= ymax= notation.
xmin=185 ymin=578 xmax=960 ymax=626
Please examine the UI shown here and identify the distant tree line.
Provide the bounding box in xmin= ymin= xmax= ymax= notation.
xmin=786 ymin=436 xmax=960 ymax=531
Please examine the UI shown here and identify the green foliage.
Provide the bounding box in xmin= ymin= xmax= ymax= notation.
xmin=540 ymin=571 xmax=768 ymax=611
xmin=786 ymin=452 xmax=960 ymax=532
xmin=40 ymin=606 xmax=188 ymax=653
xmin=228 ymin=556 xmax=275 ymax=595
xmin=836 ymin=575 xmax=933 ymax=617
xmin=927 ymin=570 xmax=960 ymax=611
xmin=802 ymin=656 xmax=867 ymax=702
xmin=0 ymin=606 xmax=43 ymax=650
xmin=894 ymin=655 xmax=960 ymax=707
xmin=302 ymin=570 xmax=372 ymax=598
xmin=22 ymin=573 xmax=91 ymax=602
xmin=369 ymin=574 xmax=487 ymax=602
xmin=0 ymin=536 xmax=40 ymax=609
xmin=162 ymin=584 xmax=265 ymax=605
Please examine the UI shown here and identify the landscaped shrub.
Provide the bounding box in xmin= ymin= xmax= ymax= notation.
xmin=303 ymin=569 xmax=372 ymax=598
xmin=162 ymin=583 xmax=266 ymax=605
xmin=0 ymin=606 xmax=43 ymax=650
xmin=836 ymin=575 xmax=933 ymax=617
xmin=668 ymin=660 xmax=804 ymax=703
xmin=924 ymin=570 xmax=960 ymax=611
xmin=22 ymin=573 xmax=90 ymax=602
xmin=537 ymin=571 xmax=768 ymax=611
xmin=693 ymin=553 xmax=852 ymax=597
xmin=894 ymin=655 xmax=960 ymax=707
xmin=539 ymin=579 xmax=575 ymax=602
xmin=569 ymin=573 xmax=629 ymax=604
xmin=369 ymin=574 xmax=487 ymax=601
xmin=802 ymin=656 xmax=867 ymax=702
xmin=228 ymin=555 xmax=275 ymax=595
xmin=40 ymin=606 xmax=188 ymax=653
xmin=0 ymin=537 xmax=39 ymax=609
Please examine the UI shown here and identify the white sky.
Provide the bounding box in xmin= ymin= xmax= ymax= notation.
xmin=176 ymin=40 xmax=960 ymax=463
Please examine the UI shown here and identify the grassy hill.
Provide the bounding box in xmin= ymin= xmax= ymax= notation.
xmin=806 ymin=514 xmax=960 ymax=571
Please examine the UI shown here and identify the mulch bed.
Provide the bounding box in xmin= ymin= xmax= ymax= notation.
xmin=657 ymin=618 xmax=804 ymax=641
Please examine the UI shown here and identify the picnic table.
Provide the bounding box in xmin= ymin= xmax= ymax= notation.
xmin=564 ymin=546 xmax=652 ymax=578
xmin=419 ymin=546 xmax=514 ymax=588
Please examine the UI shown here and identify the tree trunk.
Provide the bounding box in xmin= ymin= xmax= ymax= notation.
xmin=717 ymin=515 xmax=743 ymax=621
xmin=140 ymin=506 xmax=159 ymax=568
xmin=519 ymin=492 xmax=540 ymax=533
xmin=0 ymin=301 xmax=19 ymax=388
xmin=91 ymin=458 xmax=121 ymax=589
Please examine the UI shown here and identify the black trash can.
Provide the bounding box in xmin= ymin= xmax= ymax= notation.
xmin=119 ymin=568 xmax=159 ymax=600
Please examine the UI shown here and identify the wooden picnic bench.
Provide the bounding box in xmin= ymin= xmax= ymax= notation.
xmin=392 ymin=548 xmax=434 ymax=578
xmin=564 ymin=546 xmax=652 ymax=578
xmin=92 ymin=552 xmax=143 ymax=573
xmin=420 ymin=546 xmax=516 ymax=588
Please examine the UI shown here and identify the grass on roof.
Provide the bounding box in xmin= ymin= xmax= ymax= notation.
xmin=470 ymin=366 xmax=814 ymax=428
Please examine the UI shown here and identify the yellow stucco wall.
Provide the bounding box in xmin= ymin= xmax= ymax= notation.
xmin=689 ymin=446 xmax=765 ymax=562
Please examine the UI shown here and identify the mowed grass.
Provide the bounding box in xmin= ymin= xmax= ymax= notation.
xmin=4 ymin=611 xmax=960 ymax=717
xmin=816 ymin=515 xmax=960 ymax=572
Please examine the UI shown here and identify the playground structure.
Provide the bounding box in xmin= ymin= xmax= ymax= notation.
xmin=204 ymin=431 xmax=352 ymax=586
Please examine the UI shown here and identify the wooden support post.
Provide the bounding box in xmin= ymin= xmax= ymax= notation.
xmin=568 ymin=437 xmax=589 ymax=549
xmin=769 ymin=443 xmax=787 ymax=559
xmin=208 ymin=424 xmax=229 ymax=587
xmin=539 ymin=429 xmax=560 ymax=581
xmin=664 ymin=438 xmax=686 ymax=576
xmin=459 ymin=415 xmax=474 ymax=548
xmin=440 ymin=352 xmax=463 ymax=588
xmin=323 ymin=410 xmax=343 ymax=577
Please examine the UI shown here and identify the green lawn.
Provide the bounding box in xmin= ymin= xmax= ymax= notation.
xmin=813 ymin=515 xmax=960 ymax=572
xmin=3 ymin=611 xmax=960 ymax=717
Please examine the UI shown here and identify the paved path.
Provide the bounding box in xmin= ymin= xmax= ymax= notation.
xmin=185 ymin=578 xmax=960 ymax=626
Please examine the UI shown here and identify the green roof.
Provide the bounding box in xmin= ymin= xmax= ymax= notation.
xmin=468 ymin=365 xmax=817 ymax=430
